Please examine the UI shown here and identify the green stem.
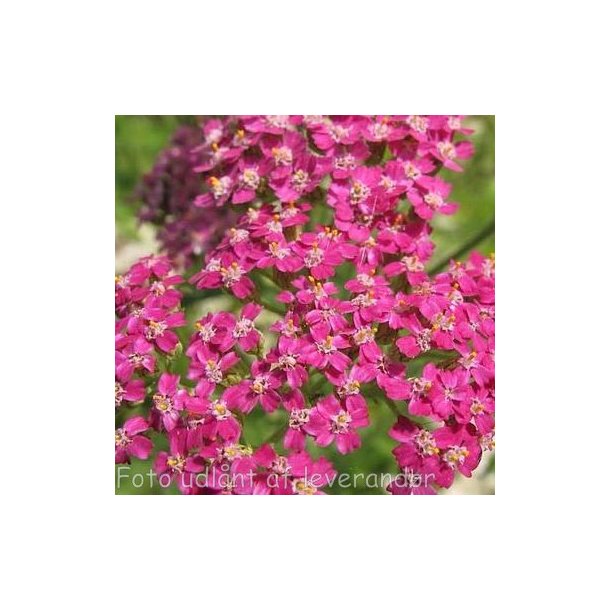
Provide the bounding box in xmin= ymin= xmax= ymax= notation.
xmin=257 ymin=297 xmax=286 ymax=316
xmin=182 ymin=288 xmax=222 ymax=306
xmin=379 ymin=395 xmax=403 ymax=417
xmin=263 ymin=424 xmax=286 ymax=446
xmin=428 ymin=219 xmax=495 ymax=275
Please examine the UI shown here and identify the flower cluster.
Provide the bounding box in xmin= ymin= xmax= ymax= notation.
xmin=135 ymin=125 xmax=239 ymax=268
xmin=116 ymin=115 xmax=494 ymax=495
xmin=115 ymin=255 xmax=185 ymax=463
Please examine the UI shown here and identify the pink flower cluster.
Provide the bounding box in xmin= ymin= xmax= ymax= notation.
xmin=116 ymin=115 xmax=494 ymax=495
xmin=115 ymin=256 xmax=186 ymax=463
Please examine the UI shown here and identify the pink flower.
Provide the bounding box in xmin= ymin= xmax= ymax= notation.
xmin=260 ymin=131 xmax=307 ymax=179
xmin=455 ymin=338 xmax=495 ymax=387
xmin=429 ymin=368 xmax=471 ymax=420
xmin=384 ymin=254 xmax=427 ymax=284
xmin=466 ymin=387 xmax=495 ymax=434
xmin=287 ymin=452 xmax=337 ymax=495
xmin=186 ymin=389 xmax=241 ymax=443
xmin=301 ymin=327 xmax=351 ymax=372
xmin=187 ymin=345 xmax=240 ymax=395
xmin=326 ymin=366 xmax=370 ymax=411
xmin=293 ymin=275 xmax=339 ymax=305
xmin=115 ymin=335 xmax=155 ymax=380
xmin=191 ymin=254 xmax=255 ymax=299
xmin=252 ymin=238 xmax=303 ymax=273
xmin=425 ymin=138 xmax=474 ymax=172
xmin=408 ymin=176 xmax=458 ymax=220
xmin=152 ymin=373 xmax=188 ymax=431
xmin=328 ymin=166 xmax=382 ymax=219
xmin=292 ymin=237 xmax=344 ymax=280
xmin=266 ymin=336 xmax=309 ymax=388
xmin=232 ymin=159 xmax=272 ymax=204
xmin=305 ymin=394 xmax=369 ymax=454
xmin=142 ymin=309 xmax=185 ymax=353
xmin=249 ymin=445 xmax=337 ymax=495
xmin=404 ymin=363 xmax=438 ymax=417
xmin=115 ymin=370 xmax=145 ymax=408
xmin=331 ymin=142 xmax=370 ymax=178
xmin=433 ymin=424 xmax=482 ymax=486
xmin=224 ymin=363 xmax=282 ymax=414
xmin=195 ymin=174 xmax=235 ymax=208
xmin=396 ymin=315 xmax=435 ymax=358
xmin=271 ymin=155 xmax=328 ymax=202
xmin=154 ymin=429 xmax=206 ymax=495
xmin=310 ymin=117 xmax=362 ymax=152
xmin=304 ymin=297 xmax=351 ymax=335
xmin=228 ymin=303 xmax=263 ymax=352
xmin=358 ymin=342 xmax=411 ymax=400
xmin=389 ymin=417 xmax=442 ymax=490
xmin=243 ymin=115 xmax=294 ymax=135
xmin=187 ymin=311 xmax=235 ymax=356
xmin=115 ymin=416 xmax=153 ymax=463
xmin=282 ymin=390 xmax=310 ymax=451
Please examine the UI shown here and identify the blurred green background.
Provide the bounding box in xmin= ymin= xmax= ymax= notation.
xmin=115 ymin=116 xmax=495 ymax=495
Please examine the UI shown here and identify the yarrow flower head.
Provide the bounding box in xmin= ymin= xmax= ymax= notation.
xmin=116 ymin=115 xmax=493 ymax=495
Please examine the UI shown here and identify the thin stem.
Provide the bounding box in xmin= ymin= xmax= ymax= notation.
xmin=428 ymin=219 xmax=495 ymax=275
xmin=255 ymin=295 xmax=286 ymax=316
xmin=381 ymin=396 xmax=402 ymax=417
xmin=263 ymin=423 xmax=286 ymax=446
xmin=257 ymin=269 xmax=282 ymax=288
xmin=182 ymin=288 xmax=222 ymax=306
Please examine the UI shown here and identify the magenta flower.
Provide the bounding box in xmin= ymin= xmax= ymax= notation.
xmin=465 ymin=387 xmax=495 ymax=433
xmin=425 ymin=137 xmax=474 ymax=172
xmin=271 ymin=155 xmax=328 ymax=202
xmin=187 ymin=311 xmax=235 ymax=357
xmin=232 ymin=159 xmax=272 ymax=204
xmin=293 ymin=275 xmax=339 ymax=305
xmin=224 ymin=363 xmax=282 ymax=414
xmin=154 ymin=429 xmax=205 ymax=495
xmin=191 ymin=254 xmax=255 ymax=299
xmin=228 ymin=303 xmax=263 ymax=352
xmin=152 ymin=373 xmax=188 ymax=431
xmin=396 ymin=315 xmax=435 ymax=358
xmin=142 ymin=309 xmax=185 ymax=353
xmin=186 ymin=391 xmax=241 ymax=444
xmin=115 ymin=370 xmax=145 ymax=408
xmin=358 ymin=342 xmax=410 ymax=400
xmin=433 ymin=424 xmax=482 ymax=487
xmin=115 ymin=416 xmax=153 ymax=463
xmin=292 ymin=237 xmax=344 ymax=280
xmin=304 ymin=297 xmax=351 ymax=335
xmin=252 ymin=238 xmax=303 ymax=273
xmin=249 ymin=445 xmax=337 ymax=495
xmin=187 ymin=344 xmax=239 ymax=395
xmin=115 ymin=335 xmax=155 ymax=381
xmin=404 ymin=363 xmax=439 ymax=418
xmin=267 ymin=336 xmax=309 ymax=389
xmin=260 ymin=131 xmax=306 ymax=179
xmin=408 ymin=176 xmax=458 ymax=220
xmin=310 ymin=117 xmax=362 ymax=152
xmin=389 ymin=417 xmax=442 ymax=492
xmin=429 ymin=368 xmax=471 ymax=420
xmin=283 ymin=390 xmax=310 ymax=451
xmin=305 ymin=394 xmax=369 ymax=454
xmin=301 ymin=327 xmax=351 ymax=372
xmin=326 ymin=366 xmax=370 ymax=411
